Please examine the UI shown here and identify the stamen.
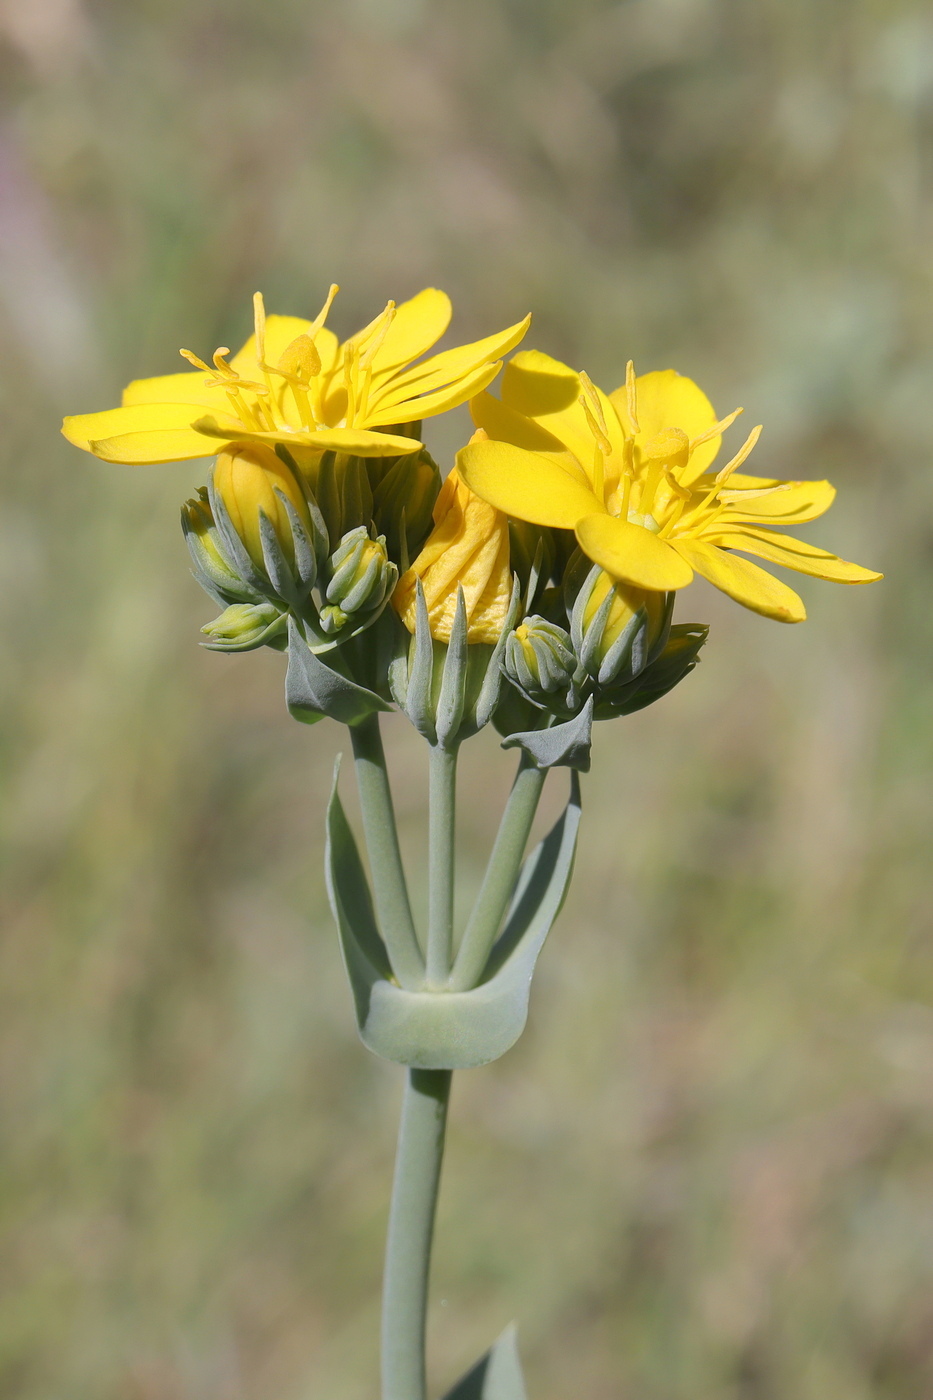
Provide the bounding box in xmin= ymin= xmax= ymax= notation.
xmin=625 ymin=360 xmax=639 ymax=434
xmin=359 ymin=302 xmax=397 ymax=370
xmin=311 ymin=283 xmax=339 ymax=334
xmin=714 ymin=424 xmax=762 ymax=485
xmin=690 ymin=407 xmax=743 ymax=451
xmin=179 ymin=348 xmax=214 ymax=375
xmin=658 ymin=497 xmax=687 ymax=538
xmin=253 ymin=293 xmax=267 ymax=365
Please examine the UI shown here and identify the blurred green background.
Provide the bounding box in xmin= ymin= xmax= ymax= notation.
xmin=2 ymin=0 xmax=932 ymax=1396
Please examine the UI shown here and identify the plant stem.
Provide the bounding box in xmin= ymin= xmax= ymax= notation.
xmin=426 ymin=743 xmax=458 ymax=987
xmin=448 ymin=754 xmax=547 ymax=992
xmin=351 ymin=715 xmax=424 ymax=989
xmin=382 ymin=1068 xmax=452 ymax=1400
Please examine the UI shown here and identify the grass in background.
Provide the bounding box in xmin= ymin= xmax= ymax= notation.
xmin=1 ymin=0 xmax=932 ymax=1395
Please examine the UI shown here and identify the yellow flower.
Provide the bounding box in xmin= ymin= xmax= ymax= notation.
xmin=62 ymin=287 xmax=530 ymax=466
xmin=458 ymin=350 xmax=881 ymax=623
xmin=392 ymin=449 xmax=513 ymax=644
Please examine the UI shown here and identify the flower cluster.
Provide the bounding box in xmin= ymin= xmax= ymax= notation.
xmin=63 ymin=285 xmax=881 ymax=753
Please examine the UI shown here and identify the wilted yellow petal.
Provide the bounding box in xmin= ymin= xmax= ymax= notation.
xmin=706 ymin=526 xmax=882 ymax=583
xmin=576 ymin=513 xmax=694 ymax=590
xmin=393 ymin=469 xmax=512 ymax=643
xmin=457 ymin=438 xmax=603 ymax=528
xmin=671 ymin=537 xmax=806 ymax=621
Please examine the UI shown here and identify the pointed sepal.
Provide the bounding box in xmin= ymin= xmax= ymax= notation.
xmin=500 ymin=696 xmax=594 ymax=772
xmin=286 ymin=618 xmax=393 ymax=726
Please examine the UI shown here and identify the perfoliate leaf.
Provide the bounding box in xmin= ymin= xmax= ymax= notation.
xmin=327 ymin=771 xmax=582 ymax=1068
xmin=286 ymin=618 xmax=393 ymax=726
xmin=500 ymin=695 xmax=594 ymax=771
xmin=441 ymin=1325 xmax=527 ymax=1400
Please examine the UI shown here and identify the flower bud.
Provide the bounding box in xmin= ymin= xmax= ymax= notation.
xmin=503 ymin=616 xmax=581 ymax=711
xmin=208 ymin=444 xmax=327 ymax=607
xmin=392 ymin=466 xmax=513 ymax=644
xmin=319 ymin=526 xmax=398 ymax=636
xmin=182 ymin=487 xmax=260 ymax=604
xmin=566 ymin=555 xmax=671 ymax=687
xmin=371 ymin=448 xmax=442 ymax=564
xmin=200 ymin=601 xmax=288 ymax=652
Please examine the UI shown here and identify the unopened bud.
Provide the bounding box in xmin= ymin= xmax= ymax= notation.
xmin=182 ymin=487 xmax=259 ymax=604
xmin=503 ymin=616 xmax=579 ymax=710
xmin=208 ymin=444 xmax=327 ymax=607
xmin=200 ymin=601 xmax=288 ymax=652
xmin=371 ymin=448 xmax=442 ymax=563
xmin=567 ymin=556 xmax=671 ymax=687
xmin=319 ymin=526 xmax=397 ymax=636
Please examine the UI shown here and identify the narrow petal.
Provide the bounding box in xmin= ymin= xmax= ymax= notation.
xmin=671 ymin=537 xmax=806 ymax=622
xmin=576 ymin=513 xmax=694 ymax=590
xmin=470 ymin=389 xmax=567 ymax=453
xmin=87 ymin=428 xmax=217 ymax=463
xmin=457 ymin=438 xmax=604 ymax=528
xmin=719 ymin=475 xmax=836 ymax=523
xmin=367 ymin=288 xmax=452 ymax=371
xmin=191 ymin=418 xmax=421 ymax=457
xmin=63 ymin=402 xmax=204 ymax=451
xmin=370 ymin=314 xmax=530 ymax=405
xmin=705 ymin=526 xmax=883 ymax=583
xmin=364 ymin=359 xmax=504 ymax=426
xmin=121 ymin=370 xmax=227 ymax=409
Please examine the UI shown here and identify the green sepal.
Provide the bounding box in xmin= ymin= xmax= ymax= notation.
xmin=441 ymin=1324 xmax=527 ymax=1400
xmin=326 ymin=767 xmax=582 ymax=1068
xmin=594 ymin=622 xmax=708 ymax=719
xmin=501 ymin=696 xmax=594 ymax=772
xmin=286 ymin=618 xmax=393 ymax=727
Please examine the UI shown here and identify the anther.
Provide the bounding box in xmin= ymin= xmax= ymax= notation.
xmin=625 ymin=360 xmax=639 ymax=434
xmin=311 ymin=283 xmax=340 ymax=333
xmin=691 ymin=407 xmax=743 ymax=451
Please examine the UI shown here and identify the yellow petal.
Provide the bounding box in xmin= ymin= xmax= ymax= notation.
xmin=365 ymin=359 xmax=504 ymax=427
xmin=611 ymin=370 xmax=721 ymax=485
xmin=501 ymin=349 xmax=580 ymax=416
xmin=121 ymin=370 xmax=227 ymax=409
xmin=575 ymin=513 xmax=694 ymax=590
xmin=88 ymin=428 xmax=217 ymax=463
xmin=470 ymin=389 xmax=567 ymax=453
xmin=705 ymin=526 xmax=883 ymax=584
xmin=367 ymin=288 xmax=452 ymax=372
xmin=719 ymin=475 xmax=836 ymax=523
xmin=373 ymin=315 xmax=531 ymax=404
xmin=63 ymin=402 xmax=204 ymax=452
xmin=671 ymin=537 xmax=806 ymax=622
xmin=457 ymin=438 xmax=604 ymax=528
xmin=191 ymin=418 xmax=422 ymax=457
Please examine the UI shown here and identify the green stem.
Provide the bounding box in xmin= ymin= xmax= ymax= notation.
xmin=351 ymin=716 xmax=424 ymax=989
xmin=426 ymin=744 xmax=458 ymax=987
xmin=448 ymin=755 xmax=547 ymax=992
xmin=382 ymin=1069 xmax=452 ymax=1400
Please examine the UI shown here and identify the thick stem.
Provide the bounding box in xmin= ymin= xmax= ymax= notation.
xmin=351 ymin=715 xmax=424 ymax=989
xmin=425 ymin=744 xmax=458 ymax=987
xmin=382 ymin=1069 xmax=452 ymax=1400
xmin=448 ymin=755 xmax=547 ymax=992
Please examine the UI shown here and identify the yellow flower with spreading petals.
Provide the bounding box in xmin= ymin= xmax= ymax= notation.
xmin=458 ymin=350 xmax=881 ymax=623
xmin=62 ymin=287 xmax=530 ymax=466
xmin=392 ymin=447 xmax=513 ymax=645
